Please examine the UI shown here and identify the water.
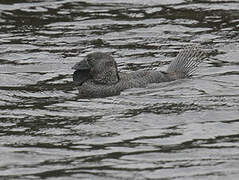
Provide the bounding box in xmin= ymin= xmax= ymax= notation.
xmin=0 ymin=0 xmax=239 ymax=179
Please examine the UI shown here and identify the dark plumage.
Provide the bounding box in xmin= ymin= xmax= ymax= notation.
xmin=72 ymin=46 xmax=206 ymax=98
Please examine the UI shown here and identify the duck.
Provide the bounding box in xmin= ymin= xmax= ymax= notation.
xmin=72 ymin=46 xmax=206 ymax=98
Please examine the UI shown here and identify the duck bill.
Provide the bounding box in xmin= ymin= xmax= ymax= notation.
xmin=73 ymin=69 xmax=91 ymax=85
xmin=72 ymin=59 xmax=91 ymax=85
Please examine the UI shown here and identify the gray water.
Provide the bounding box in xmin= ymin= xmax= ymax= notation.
xmin=0 ymin=0 xmax=239 ymax=179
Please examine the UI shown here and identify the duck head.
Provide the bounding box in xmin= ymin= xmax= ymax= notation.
xmin=72 ymin=52 xmax=119 ymax=85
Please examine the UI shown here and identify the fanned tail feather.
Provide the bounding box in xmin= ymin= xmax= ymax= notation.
xmin=167 ymin=46 xmax=206 ymax=79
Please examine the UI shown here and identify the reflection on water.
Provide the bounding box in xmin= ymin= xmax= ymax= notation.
xmin=0 ymin=0 xmax=239 ymax=179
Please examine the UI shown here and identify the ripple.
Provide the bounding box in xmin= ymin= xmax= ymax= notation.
xmin=0 ymin=0 xmax=239 ymax=179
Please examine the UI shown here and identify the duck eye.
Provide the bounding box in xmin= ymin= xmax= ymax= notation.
xmin=87 ymin=57 xmax=94 ymax=66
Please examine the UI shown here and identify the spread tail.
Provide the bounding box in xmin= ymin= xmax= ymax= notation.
xmin=167 ymin=46 xmax=206 ymax=79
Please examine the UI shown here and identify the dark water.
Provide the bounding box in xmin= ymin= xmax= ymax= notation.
xmin=0 ymin=0 xmax=239 ymax=179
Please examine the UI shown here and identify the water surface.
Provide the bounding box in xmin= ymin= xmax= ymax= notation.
xmin=0 ymin=0 xmax=239 ymax=179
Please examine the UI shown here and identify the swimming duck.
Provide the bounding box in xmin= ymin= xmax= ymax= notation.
xmin=72 ymin=46 xmax=206 ymax=98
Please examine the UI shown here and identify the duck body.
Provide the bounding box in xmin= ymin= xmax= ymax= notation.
xmin=77 ymin=70 xmax=171 ymax=98
xmin=72 ymin=47 xmax=206 ymax=98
